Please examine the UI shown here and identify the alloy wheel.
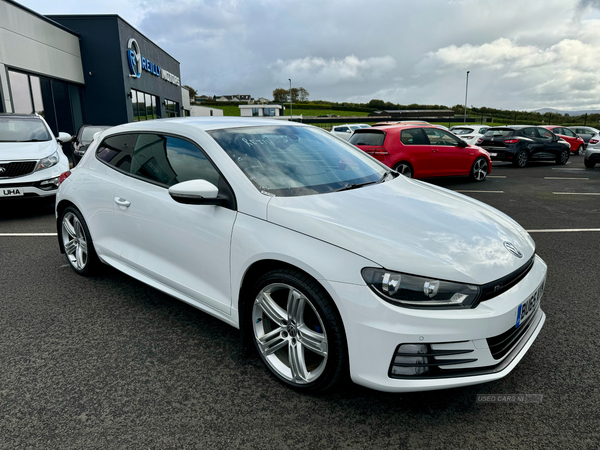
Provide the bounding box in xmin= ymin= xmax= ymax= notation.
xmin=560 ymin=150 xmax=569 ymax=164
xmin=394 ymin=163 xmax=413 ymax=178
xmin=518 ymin=151 xmax=528 ymax=167
xmin=578 ymin=145 xmax=585 ymax=156
xmin=62 ymin=212 xmax=88 ymax=270
xmin=252 ymin=283 xmax=328 ymax=385
xmin=472 ymin=158 xmax=488 ymax=181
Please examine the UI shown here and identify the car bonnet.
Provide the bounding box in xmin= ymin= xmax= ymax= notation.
xmin=266 ymin=176 xmax=535 ymax=285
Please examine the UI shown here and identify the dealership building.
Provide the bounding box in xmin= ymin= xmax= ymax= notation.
xmin=0 ymin=0 xmax=184 ymax=137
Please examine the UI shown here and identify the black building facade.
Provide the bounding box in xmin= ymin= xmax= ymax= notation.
xmin=49 ymin=15 xmax=183 ymax=127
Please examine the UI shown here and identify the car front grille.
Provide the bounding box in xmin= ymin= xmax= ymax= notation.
xmin=486 ymin=312 xmax=537 ymax=360
xmin=478 ymin=256 xmax=535 ymax=304
xmin=0 ymin=161 xmax=37 ymax=178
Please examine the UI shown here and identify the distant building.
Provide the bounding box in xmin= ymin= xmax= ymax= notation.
xmin=215 ymin=94 xmax=252 ymax=102
xmin=257 ymin=97 xmax=270 ymax=103
xmin=194 ymin=95 xmax=212 ymax=102
xmin=190 ymin=105 xmax=223 ymax=117
xmin=239 ymin=104 xmax=283 ymax=117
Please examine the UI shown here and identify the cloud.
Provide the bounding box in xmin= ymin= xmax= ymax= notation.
xmin=268 ymin=55 xmax=396 ymax=86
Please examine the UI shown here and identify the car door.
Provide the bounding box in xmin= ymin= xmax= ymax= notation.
xmin=561 ymin=127 xmax=579 ymax=150
xmin=398 ymin=128 xmax=432 ymax=177
xmin=423 ymin=128 xmax=468 ymax=175
xmin=537 ymin=127 xmax=562 ymax=155
xmin=82 ymin=133 xmax=137 ymax=261
xmin=112 ymin=133 xmax=237 ymax=314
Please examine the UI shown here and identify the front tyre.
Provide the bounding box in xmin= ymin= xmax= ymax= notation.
xmin=60 ymin=206 xmax=100 ymax=275
xmin=577 ymin=145 xmax=585 ymax=156
xmin=250 ymin=269 xmax=347 ymax=392
xmin=470 ymin=157 xmax=488 ymax=181
xmin=556 ymin=148 xmax=570 ymax=165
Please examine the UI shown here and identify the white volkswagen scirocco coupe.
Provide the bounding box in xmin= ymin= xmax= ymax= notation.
xmin=56 ymin=117 xmax=546 ymax=393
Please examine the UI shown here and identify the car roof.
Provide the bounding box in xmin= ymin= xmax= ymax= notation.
xmin=0 ymin=113 xmax=40 ymax=119
xmin=100 ymin=117 xmax=310 ymax=135
xmin=355 ymin=124 xmax=440 ymax=132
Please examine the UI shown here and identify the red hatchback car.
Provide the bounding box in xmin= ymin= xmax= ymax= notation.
xmin=349 ymin=125 xmax=492 ymax=181
xmin=542 ymin=126 xmax=585 ymax=155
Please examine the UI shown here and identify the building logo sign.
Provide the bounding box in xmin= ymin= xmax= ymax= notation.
xmin=126 ymin=38 xmax=180 ymax=86
xmin=127 ymin=39 xmax=142 ymax=78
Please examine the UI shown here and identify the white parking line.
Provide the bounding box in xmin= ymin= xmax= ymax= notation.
xmin=552 ymin=192 xmax=600 ymax=195
xmin=551 ymin=167 xmax=586 ymax=170
xmin=545 ymin=177 xmax=589 ymax=180
xmin=487 ymin=176 xmax=507 ymax=178
xmin=0 ymin=233 xmax=57 ymax=236
xmin=455 ymin=190 xmax=504 ymax=193
xmin=527 ymin=228 xmax=600 ymax=233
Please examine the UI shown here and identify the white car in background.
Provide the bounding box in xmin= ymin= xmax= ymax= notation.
xmin=451 ymin=125 xmax=490 ymax=145
xmin=0 ymin=113 xmax=71 ymax=199
xmin=56 ymin=117 xmax=546 ymax=393
xmin=330 ymin=124 xmax=370 ymax=140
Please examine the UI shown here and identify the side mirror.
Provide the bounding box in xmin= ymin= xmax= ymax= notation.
xmin=57 ymin=132 xmax=72 ymax=143
xmin=168 ymin=180 xmax=223 ymax=205
xmin=458 ymin=139 xmax=468 ymax=148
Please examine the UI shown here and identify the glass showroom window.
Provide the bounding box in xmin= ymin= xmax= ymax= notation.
xmin=8 ymin=70 xmax=45 ymax=116
xmin=264 ymin=108 xmax=276 ymax=117
xmin=165 ymin=99 xmax=179 ymax=118
xmin=252 ymin=108 xmax=259 ymax=117
xmin=131 ymin=89 xmax=158 ymax=121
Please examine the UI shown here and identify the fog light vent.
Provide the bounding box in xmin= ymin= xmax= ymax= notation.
xmin=390 ymin=344 xmax=430 ymax=376
xmin=388 ymin=342 xmax=478 ymax=379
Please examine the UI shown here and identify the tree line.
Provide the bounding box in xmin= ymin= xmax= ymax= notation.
xmin=273 ymin=87 xmax=310 ymax=103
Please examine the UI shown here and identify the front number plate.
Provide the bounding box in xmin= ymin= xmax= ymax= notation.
xmin=516 ymin=280 xmax=544 ymax=328
xmin=0 ymin=188 xmax=24 ymax=197
xmin=490 ymin=153 xmax=498 ymax=156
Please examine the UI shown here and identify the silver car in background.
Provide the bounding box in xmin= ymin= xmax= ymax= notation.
xmin=330 ymin=124 xmax=370 ymax=141
xmin=584 ymin=131 xmax=600 ymax=168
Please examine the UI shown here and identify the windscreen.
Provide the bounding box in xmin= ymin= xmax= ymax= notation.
xmin=483 ymin=128 xmax=514 ymax=137
xmin=208 ymin=125 xmax=387 ymax=197
xmin=0 ymin=118 xmax=51 ymax=142
xmin=349 ymin=130 xmax=386 ymax=146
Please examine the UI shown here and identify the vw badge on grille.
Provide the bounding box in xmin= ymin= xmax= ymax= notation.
xmin=503 ymin=241 xmax=523 ymax=258
xmin=0 ymin=167 xmax=6 ymax=174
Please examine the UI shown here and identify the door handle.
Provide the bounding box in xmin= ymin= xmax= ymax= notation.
xmin=432 ymin=149 xmax=438 ymax=153
xmin=114 ymin=197 xmax=131 ymax=207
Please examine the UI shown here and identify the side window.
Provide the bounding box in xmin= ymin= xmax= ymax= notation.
xmin=131 ymin=134 xmax=220 ymax=187
xmin=552 ymin=128 xmax=563 ymax=135
xmin=337 ymin=126 xmax=349 ymax=133
xmin=96 ymin=134 xmax=138 ymax=172
xmin=538 ymin=128 xmax=553 ymax=139
xmin=522 ymin=128 xmax=538 ymax=137
xmin=400 ymin=128 xmax=429 ymax=145
xmin=479 ymin=127 xmax=489 ymax=134
xmin=562 ymin=128 xmax=576 ymax=137
xmin=423 ymin=128 xmax=461 ymax=146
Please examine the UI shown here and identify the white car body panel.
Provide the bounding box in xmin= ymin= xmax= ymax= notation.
xmin=56 ymin=117 xmax=547 ymax=392
xmin=451 ymin=125 xmax=490 ymax=146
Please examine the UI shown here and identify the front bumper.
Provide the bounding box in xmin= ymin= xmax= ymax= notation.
xmin=327 ymin=255 xmax=547 ymax=392
xmin=0 ymin=163 xmax=67 ymax=198
xmin=584 ymin=147 xmax=600 ymax=161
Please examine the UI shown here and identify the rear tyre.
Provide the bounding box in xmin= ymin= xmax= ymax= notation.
xmin=512 ymin=149 xmax=529 ymax=168
xmin=556 ymin=149 xmax=570 ymax=165
xmin=584 ymin=159 xmax=596 ymax=168
xmin=59 ymin=206 xmax=100 ymax=275
xmin=577 ymin=145 xmax=585 ymax=156
xmin=470 ymin=157 xmax=488 ymax=182
xmin=249 ymin=268 xmax=347 ymax=392
xmin=393 ymin=162 xmax=413 ymax=178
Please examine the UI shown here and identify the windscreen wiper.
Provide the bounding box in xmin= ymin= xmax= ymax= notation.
xmin=336 ymin=180 xmax=377 ymax=192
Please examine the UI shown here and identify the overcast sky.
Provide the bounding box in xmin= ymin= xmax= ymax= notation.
xmin=18 ymin=0 xmax=600 ymax=110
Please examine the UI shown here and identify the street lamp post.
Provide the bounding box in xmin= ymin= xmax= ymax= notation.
xmin=289 ymin=78 xmax=293 ymax=122
xmin=464 ymin=71 xmax=470 ymax=124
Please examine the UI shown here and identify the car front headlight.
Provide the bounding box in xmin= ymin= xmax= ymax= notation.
xmin=361 ymin=268 xmax=480 ymax=309
xmin=36 ymin=151 xmax=60 ymax=171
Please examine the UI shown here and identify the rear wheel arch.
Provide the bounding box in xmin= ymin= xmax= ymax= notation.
xmin=392 ymin=160 xmax=414 ymax=177
xmin=56 ymin=200 xmax=77 ymax=253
